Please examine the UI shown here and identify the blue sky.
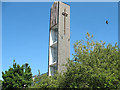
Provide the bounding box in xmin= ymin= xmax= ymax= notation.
xmin=1 ymin=2 xmax=118 ymax=80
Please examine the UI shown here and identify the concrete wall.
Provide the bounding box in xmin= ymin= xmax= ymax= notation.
xmin=58 ymin=2 xmax=70 ymax=73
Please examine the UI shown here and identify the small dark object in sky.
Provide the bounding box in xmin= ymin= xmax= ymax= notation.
xmin=106 ymin=20 xmax=108 ymax=24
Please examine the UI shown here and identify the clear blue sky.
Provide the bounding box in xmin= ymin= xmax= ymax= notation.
xmin=1 ymin=2 xmax=118 ymax=80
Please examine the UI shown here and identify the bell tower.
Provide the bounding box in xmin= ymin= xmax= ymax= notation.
xmin=48 ymin=1 xmax=70 ymax=76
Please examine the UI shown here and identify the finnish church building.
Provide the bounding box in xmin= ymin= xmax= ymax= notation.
xmin=48 ymin=1 xmax=70 ymax=76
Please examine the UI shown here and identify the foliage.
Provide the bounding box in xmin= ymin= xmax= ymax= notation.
xmin=0 ymin=80 xmax=2 ymax=88
xmin=31 ymin=72 xmax=63 ymax=88
xmin=2 ymin=60 xmax=33 ymax=89
xmin=32 ymin=32 xmax=120 ymax=89
xmin=60 ymin=32 xmax=120 ymax=89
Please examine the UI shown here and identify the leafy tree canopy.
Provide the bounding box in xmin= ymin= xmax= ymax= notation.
xmin=61 ymin=32 xmax=120 ymax=88
xmin=31 ymin=71 xmax=62 ymax=88
xmin=2 ymin=60 xmax=33 ymax=89
xmin=32 ymin=32 xmax=120 ymax=89
xmin=0 ymin=80 xmax=2 ymax=88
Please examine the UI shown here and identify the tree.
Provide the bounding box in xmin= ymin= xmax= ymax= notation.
xmin=31 ymin=73 xmax=49 ymax=88
xmin=31 ymin=32 xmax=120 ymax=89
xmin=38 ymin=69 xmax=40 ymax=76
xmin=60 ymin=32 xmax=120 ymax=89
xmin=31 ymin=71 xmax=63 ymax=88
xmin=0 ymin=80 xmax=2 ymax=88
xmin=2 ymin=60 xmax=33 ymax=89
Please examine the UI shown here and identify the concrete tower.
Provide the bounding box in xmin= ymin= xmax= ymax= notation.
xmin=48 ymin=1 xmax=70 ymax=76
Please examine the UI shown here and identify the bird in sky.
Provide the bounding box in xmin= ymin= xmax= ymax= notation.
xmin=106 ymin=20 xmax=108 ymax=24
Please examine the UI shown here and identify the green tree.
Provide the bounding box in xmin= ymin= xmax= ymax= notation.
xmin=31 ymin=32 xmax=120 ymax=89
xmin=2 ymin=60 xmax=33 ymax=89
xmin=0 ymin=80 xmax=2 ymax=88
xmin=31 ymin=71 xmax=63 ymax=88
xmin=61 ymin=32 xmax=120 ymax=89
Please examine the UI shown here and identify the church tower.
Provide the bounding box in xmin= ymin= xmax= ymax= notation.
xmin=48 ymin=1 xmax=70 ymax=76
